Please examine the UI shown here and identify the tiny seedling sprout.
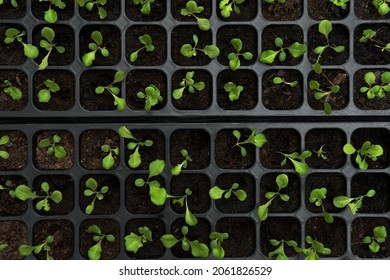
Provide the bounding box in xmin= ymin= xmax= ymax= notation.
xmin=228 ymin=38 xmax=253 ymax=71
xmin=160 ymin=226 xmax=209 ymax=258
xmin=172 ymin=71 xmax=205 ymax=100
xmin=86 ymin=224 xmax=115 ymax=260
xmin=268 ymin=239 xmax=299 ymax=260
xmin=181 ymin=1 xmax=210 ymax=31
xmin=136 ymin=84 xmax=163 ymax=111
xmin=258 ymin=173 xmax=290 ymax=221
xmin=101 ymin=143 xmax=119 ymax=170
xmin=171 ymin=149 xmax=192 ymax=176
xmin=363 ymin=225 xmax=387 ymax=253
xmin=2 ymin=79 xmax=22 ymax=101
xmin=278 ymin=150 xmax=312 ymax=176
xmin=133 ymin=0 xmax=155 ymax=15
xmin=372 ymin=0 xmax=390 ymax=16
xmin=118 ymin=126 xmax=153 ymax=169
xmin=0 ymin=0 xmax=18 ymax=8
xmin=82 ymin=30 xmax=109 ymax=67
xmin=219 ymin=0 xmax=245 ymax=18
xmin=38 ymin=134 xmax=67 ymax=159
xmin=309 ymin=79 xmax=340 ymax=115
xmin=38 ymin=0 xmax=66 ymax=23
xmin=272 ymin=76 xmax=298 ymax=88
xmin=343 ymin=141 xmax=384 ymax=170
xmin=264 ymin=0 xmax=286 ymax=4
xmin=359 ymin=71 xmax=390 ymax=99
xmin=124 ymin=226 xmax=153 ymax=253
xmin=329 ymin=0 xmax=349 ymax=9
xmin=130 ymin=34 xmax=155 ymax=63
xmin=232 ymin=129 xmax=267 ymax=157
xmin=224 ymin=82 xmax=244 ymax=101
xmin=83 ymin=177 xmax=109 ymax=214
xmin=260 ymin=37 xmax=306 ymax=64
xmin=359 ymin=29 xmax=390 ymax=52
xmin=180 ymin=34 xmax=220 ymax=59
xmin=298 ymin=235 xmax=331 ymax=260
xmin=0 ymin=242 xmax=8 ymax=251
xmin=309 ymin=187 xmax=334 ymax=223
xmin=95 ymin=70 xmax=126 ymax=111
xmin=38 ymin=27 xmax=65 ymax=70
xmin=209 ymin=232 xmax=229 ymax=259
xmin=168 ymin=188 xmax=198 ymax=226
xmin=76 ymin=0 xmax=108 ymax=19
xmin=333 ymin=189 xmax=376 ymax=215
xmin=0 ymin=135 xmax=10 ymax=159
xmin=37 ymin=79 xmax=60 ymax=103
xmin=313 ymin=144 xmax=327 ymax=160
xmin=209 ymin=183 xmax=247 ymax=201
xmin=4 ymin=28 xmax=39 ymax=59
xmin=19 ymin=235 xmax=55 ymax=260
xmin=0 ymin=179 xmax=15 ymax=197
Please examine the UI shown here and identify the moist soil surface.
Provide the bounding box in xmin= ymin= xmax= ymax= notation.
xmin=0 ymin=70 xmax=28 ymax=111
xmin=262 ymin=0 xmax=303 ymax=21
xmin=355 ymin=0 xmax=390 ymax=20
xmin=127 ymin=0 xmax=166 ymax=21
xmin=0 ymin=175 xmax=28 ymax=216
xmin=0 ymin=0 xmax=26 ymax=19
xmin=79 ymin=0 xmax=121 ymax=21
xmin=0 ymin=220 xmax=27 ymax=260
xmin=0 ymin=130 xmax=27 ymax=170
xmin=308 ymin=0 xmax=349 ymax=20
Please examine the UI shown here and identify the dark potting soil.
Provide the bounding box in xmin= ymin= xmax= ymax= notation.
xmin=308 ymin=0 xmax=349 ymax=20
xmin=216 ymin=0 xmax=257 ymax=21
xmin=0 ymin=70 xmax=28 ymax=111
xmin=31 ymin=0 xmax=73 ymax=21
xmin=354 ymin=0 xmax=390 ymax=20
xmin=0 ymin=0 xmax=26 ymax=19
xmin=0 ymin=220 xmax=27 ymax=260
xmin=127 ymin=0 xmax=166 ymax=21
xmin=33 ymin=70 xmax=75 ymax=111
xmin=262 ymin=69 xmax=303 ymax=110
xmin=171 ymin=0 xmax=211 ymax=21
xmin=79 ymin=0 xmax=121 ymax=21
xmin=0 ymin=24 xmax=26 ymax=65
xmin=33 ymin=130 xmax=74 ymax=170
xmin=79 ymin=174 xmax=120 ymax=215
xmin=0 ymin=175 xmax=27 ymax=216
xmin=0 ymin=130 xmax=27 ymax=170
xmin=262 ymin=0 xmax=303 ymax=21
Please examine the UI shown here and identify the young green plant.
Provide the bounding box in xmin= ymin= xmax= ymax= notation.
xmin=268 ymin=239 xmax=299 ymax=260
xmin=75 ymin=0 xmax=108 ymax=19
xmin=95 ymin=70 xmax=126 ymax=111
xmin=132 ymin=0 xmax=155 ymax=15
xmin=82 ymin=30 xmax=109 ymax=67
xmin=359 ymin=29 xmax=390 ymax=52
xmin=260 ymin=37 xmax=306 ymax=64
xmin=209 ymin=232 xmax=229 ymax=259
xmin=0 ymin=242 xmax=8 ymax=251
xmin=83 ymin=177 xmax=109 ymax=214
xmin=4 ymin=28 xmax=39 ymax=59
xmin=124 ymin=226 xmax=153 ymax=254
xmin=333 ymin=189 xmax=376 ymax=215
xmin=309 ymin=188 xmax=334 ymax=223
xmin=224 ymin=82 xmax=244 ymax=101
xmin=2 ymin=80 xmax=22 ymax=101
xmin=297 ymin=235 xmax=331 ymax=260
xmin=130 ymin=34 xmax=155 ymax=63
xmin=38 ymin=134 xmax=67 ymax=159
xmin=38 ymin=0 xmax=66 ymax=23
xmin=343 ymin=141 xmax=384 ymax=170
xmin=172 ymin=71 xmax=205 ymax=100
xmin=219 ymin=0 xmax=245 ymax=18
xmin=372 ymin=0 xmax=390 ymax=16
xmin=180 ymin=34 xmax=220 ymax=59
xmin=101 ymin=143 xmax=119 ymax=170
xmin=168 ymin=188 xmax=198 ymax=226
xmin=264 ymin=0 xmax=286 ymax=4
xmin=171 ymin=149 xmax=192 ymax=176
xmin=309 ymin=79 xmax=341 ymax=115
xmin=329 ymin=0 xmax=349 ymax=9
xmin=136 ymin=84 xmax=163 ymax=111
xmin=0 ymin=180 xmax=15 ymax=197
xmin=181 ymin=1 xmax=210 ymax=31
xmin=37 ymin=79 xmax=60 ymax=103
xmin=0 ymin=0 xmax=18 ymax=8
xmin=363 ymin=225 xmax=387 ymax=253
xmin=359 ymin=71 xmax=390 ymax=99
xmin=0 ymin=135 xmax=10 ymax=160
xmin=38 ymin=27 xmax=65 ymax=70
xmin=209 ymin=183 xmax=247 ymax=202
xmin=86 ymin=224 xmax=115 ymax=260
xmin=313 ymin=144 xmax=327 ymax=160
xmin=228 ymin=38 xmax=253 ymax=71
xmin=272 ymin=76 xmax=298 ymax=88
xmin=278 ymin=150 xmax=312 ymax=176
xmin=232 ymin=129 xmax=267 ymax=157
xmin=18 ymin=235 xmax=54 ymax=260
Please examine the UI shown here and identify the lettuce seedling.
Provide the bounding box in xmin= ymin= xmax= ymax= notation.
xmin=124 ymin=226 xmax=152 ymax=253
xmin=38 ymin=27 xmax=65 ymax=70
xmin=224 ymin=82 xmax=243 ymax=101
xmin=82 ymin=30 xmax=109 ymax=67
xmin=313 ymin=144 xmax=327 ymax=160
xmin=359 ymin=71 xmax=390 ymax=99
xmin=260 ymin=37 xmax=306 ymax=64
xmin=181 ymin=1 xmax=210 ymax=31
xmin=38 ymin=134 xmax=67 ymax=159
xmin=329 ymin=0 xmax=349 ymax=9
xmin=0 ymin=242 xmax=8 ymax=251
xmin=219 ymin=0 xmax=245 ymax=18
xmin=363 ymin=225 xmax=387 ymax=253
xmin=258 ymin=173 xmax=290 ymax=221
xmin=359 ymin=29 xmax=390 ymax=52
xmin=4 ymin=28 xmax=39 ymax=59
xmin=0 ymin=0 xmax=18 ymax=8
xmin=268 ymin=239 xmax=299 ymax=260
xmin=171 ymin=149 xmax=192 ymax=176
xmin=0 ymin=135 xmax=10 ymax=160
xmin=309 ymin=187 xmax=334 ymax=223
xmin=137 ymin=84 xmax=163 ymax=111
xmin=118 ymin=126 xmax=153 ymax=169
xmin=180 ymin=34 xmax=220 ymax=59
xmin=172 ymin=71 xmax=205 ymax=100
xmin=0 ymin=180 xmax=15 ymax=197
xmin=228 ymin=38 xmax=253 ymax=71
xmin=297 ymin=235 xmax=331 ymax=260
xmin=333 ymin=189 xmax=376 ymax=215
xmin=101 ymin=144 xmax=119 ymax=170
xmin=76 ymin=0 xmax=108 ymax=19
xmin=372 ymin=0 xmax=390 ymax=16
xmin=278 ymin=150 xmax=312 ymax=176
xmin=135 ymin=159 xmax=167 ymax=205
xmin=309 ymin=79 xmax=340 ymax=115
xmin=13 ymin=182 xmax=62 ymax=211
xmin=39 ymin=0 xmax=66 ymax=23
xmin=233 ymin=129 xmax=267 ymax=157
xmin=2 ymin=79 xmax=22 ymax=101
xmin=160 ymin=226 xmax=209 ymax=258
xmin=209 ymin=183 xmax=247 ymax=201
xmin=264 ymin=0 xmax=286 ymax=4
xmin=209 ymin=232 xmax=229 ymax=259
xmin=19 ymin=235 xmax=54 ymax=260
xmin=84 ymin=177 xmax=109 ymax=214
xmin=130 ymin=34 xmax=155 ymax=63
xmin=95 ymin=70 xmax=126 ymax=111
xmin=343 ymin=141 xmax=383 ymax=170
xmin=312 ymin=20 xmax=345 ymax=74
xmin=133 ymin=0 xmax=155 ymax=15
xmin=272 ymin=76 xmax=298 ymax=88
xmin=169 ymin=188 xmax=198 ymax=226
xmin=86 ymin=224 xmax=115 ymax=260
xmin=38 ymin=79 xmax=60 ymax=103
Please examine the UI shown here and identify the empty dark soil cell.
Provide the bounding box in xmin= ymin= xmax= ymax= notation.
xmin=262 ymin=0 xmax=303 ymax=21
xmin=0 ymin=175 xmax=28 ymax=216
xmin=79 ymin=0 xmax=121 ymax=21
xmin=0 ymin=130 xmax=27 ymax=170
xmin=354 ymin=0 xmax=390 ymax=20
xmin=0 ymin=70 xmax=28 ymax=111
xmin=0 ymin=24 xmax=26 ymax=65
xmin=216 ymin=0 xmax=257 ymax=21
xmin=0 ymin=0 xmax=26 ymax=19
xmin=171 ymin=0 xmax=211 ymax=21
xmin=0 ymin=220 xmax=27 ymax=260
xmin=308 ymin=0 xmax=349 ymax=20
xmin=127 ymin=0 xmax=166 ymax=21
xmin=32 ymin=0 xmax=73 ymax=21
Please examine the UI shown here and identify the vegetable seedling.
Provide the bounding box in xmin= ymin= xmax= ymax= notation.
xmin=169 ymin=188 xmax=198 ymax=226
xmin=0 ymin=179 xmax=15 ymax=197
xmin=172 ymin=71 xmax=205 ymax=100
xmin=38 ymin=27 xmax=65 ymax=70
xmin=264 ymin=0 xmax=286 ymax=4
xmin=13 ymin=182 xmax=62 ymax=212
xmin=101 ymin=144 xmax=119 ymax=170
xmin=180 ymin=34 xmax=220 ymax=59
xmin=329 ymin=0 xmax=349 ymax=9
xmin=359 ymin=71 xmax=390 ymax=99
xmin=312 ymin=20 xmax=345 ymax=74
xmin=372 ymin=0 xmax=390 ymax=16
xmin=124 ymin=226 xmax=153 ymax=253
xmin=224 ymin=82 xmax=244 ymax=101
xmin=363 ymin=225 xmax=387 ymax=253
xmin=37 ymin=79 xmax=60 ymax=103
xmin=76 ymin=0 xmax=108 ymax=19
xmin=268 ymin=239 xmax=299 ymax=260
xmin=309 ymin=187 xmax=334 ymax=223
xmin=0 ymin=135 xmax=10 ymax=160
xmin=95 ymin=70 xmax=126 ymax=111
xmin=160 ymin=226 xmax=209 ymax=258
xmin=272 ymin=76 xmax=298 ymax=88
xmin=2 ymin=79 xmax=22 ymax=101
xmin=209 ymin=182 xmax=247 ymax=202
xmin=228 ymin=38 xmax=253 ymax=71
xmin=83 ymin=177 xmax=109 ymax=214
xmin=136 ymin=84 xmax=163 ymax=111
xmin=232 ymin=129 xmax=267 ymax=157
xmin=333 ymin=189 xmax=376 ymax=215
xmin=359 ymin=29 xmax=390 ymax=52
xmin=135 ymin=159 xmax=167 ymax=205
xmin=86 ymin=224 xmax=115 ymax=260
xmin=171 ymin=149 xmax=192 ymax=176
xmin=130 ymin=34 xmax=155 ymax=63
xmin=118 ymin=126 xmax=153 ymax=169
xmin=298 ymin=235 xmax=331 ymax=260
xmin=132 ymin=0 xmax=155 ymax=15
xmin=260 ymin=37 xmax=306 ymax=64
xmin=313 ymin=144 xmax=327 ymax=160
xmin=0 ymin=0 xmax=18 ymax=8
xmin=19 ymin=235 xmax=54 ymax=260
xmin=181 ymin=1 xmax=210 ymax=31
xmin=38 ymin=0 xmax=66 ymax=23
xmin=219 ymin=0 xmax=245 ymax=18
xmin=309 ymin=79 xmax=340 ymax=115
xmin=4 ymin=28 xmax=39 ymax=59
xmin=278 ymin=150 xmax=312 ymax=176
xmin=38 ymin=134 xmax=67 ymax=159
xmin=343 ymin=141 xmax=384 ymax=170
xmin=0 ymin=242 xmax=8 ymax=251
xmin=209 ymin=232 xmax=229 ymax=259
xmin=82 ymin=30 xmax=109 ymax=67
xmin=258 ymin=174 xmax=290 ymax=221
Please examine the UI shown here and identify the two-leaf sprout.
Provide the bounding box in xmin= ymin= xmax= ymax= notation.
xmin=181 ymin=1 xmax=210 ymax=31
xmin=181 ymin=35 xmax=220 ymax=59
xmin=228 ymin=38 xmax=253 ymax=71
xmin=38 ymin=27 xmax=65 ymax=70
xmin=233 ymin=129 xmax=267 ymax=157
xmin=82 ymin=31 xmax=109 ymax=67
xmin=101 ymin=143 xmax=119 ymax=170
xmin=133 ymin=0 xmax=155 ymax=15
xmin=209 ymin=182 xmax=247 ymax=202
xmin=278 ymin=150 xmax=312 ymax=176
xmin=171 ymin=149 xmax=192 ymax=176
xmin=95 ymin=70 xmax=126 ymax=111
xmin=76 ymin=0 xmax=108 ymax=19
xmin=86 ymin=224 xmax=115 ymax=260
xmin=0 ymin=135 xmax=10 ymax=160
xmin=260 ymin=37 xmax=306 ymax=64
xmin=219 ymin=0 xmax=245 ymax=18
xmin=130 ymin=34 xmax=155 ymax=63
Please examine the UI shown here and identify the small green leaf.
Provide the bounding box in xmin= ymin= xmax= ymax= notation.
xmin=124 ymin=233 xmax=143 ymax=253
xmin=102 ymin=152 xmax=115 ymax=170
xmin=324 ymin=102 xmax=332 ymax=115
xmin=82 ymin=51 xmax=96 ymax=67
xmin=113 ymin=71 xmax=125 ymax=83
xmin=180 ymin=44 xmax=194 ymax=58
xmin=234 ymin=189 xmax=247 ymax=201
xmin=41 ymin=27 xmax=55 ymax=42
xmin=258 ymin=203 xmax=269 ymax=221
xmin=231 ymin=38 xmax=243 ymax=52
xmin=190 ymin=240 xmax=209 ymax=258
xmin=333 ymin=196 xmax=353 ymax=208
xmin=23 ymin=44 xmax=39 ymax=59
xmin=129 ymin=150 xmax=141 ymax=168
xmin=50 ymin=190 xmax=62 ymax=204
xmin=260 ymin=50 xmax=278 ymax=64
xmin=203 ymin=45 xmax=220 ymax=58
xmin=160 ymin=234 xmax=179 ymax=248
xmin=276 ymin=174 xmax=288 ymax=189
xmin=197 ymin=18 xmax=210 ymax=31
xmin=343 ymin=144 xmax=356 ymax=154
xmin=88 ymin=243 xmax=102 ymax=260
xmin=369 ymin=241 xmax=380 ymax=253
xmin=44 ymin=8 xmax=58 ymax=23
xmin=0 ymin=135 xmax=10 ymax=145
xmin=86 ymin=178 xmax=98 ymax=190
xmin=288 ymin=42 xmax=306 ymax=58
xmin=319 ymin=20 xmax=332 ymax=39
xmin=313 ymin=62 xmax=322 ymax=74
xmin=149 ymin=159 xmax=165 ymax=178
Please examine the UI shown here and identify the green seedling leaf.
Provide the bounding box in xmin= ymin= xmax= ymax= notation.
xmin=44 ymin=8 xmax=58 ymax=23
xmin=260 ymin=50 xmax=278 ymax=64
xmin=319 ymin=20 xmax=332 ymax=39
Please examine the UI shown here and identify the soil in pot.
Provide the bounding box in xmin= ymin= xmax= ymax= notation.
xmin=0 ymin=175 xmax=27 ymax=216
xmin=262 ymin=0 xmax=303 ymax=21
xmin=127 ymin=0 xmax=166 ymax=21
xmin=0 ymin=0 xmax=26 ymax=19
xmin=308 ymin=0 xmax=349 ymax=20
xmin=0 ymin=220 xmax=27 ymax=260
xmin=0 ymin=70 xmax=28 ymax=111
xmin=0 ymin=130 xmax=27 ymax=170
xmin=355 ymin=0 xmax=390 ymax=20
xmin=79 ymin=0 xmax=121 ymax=21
